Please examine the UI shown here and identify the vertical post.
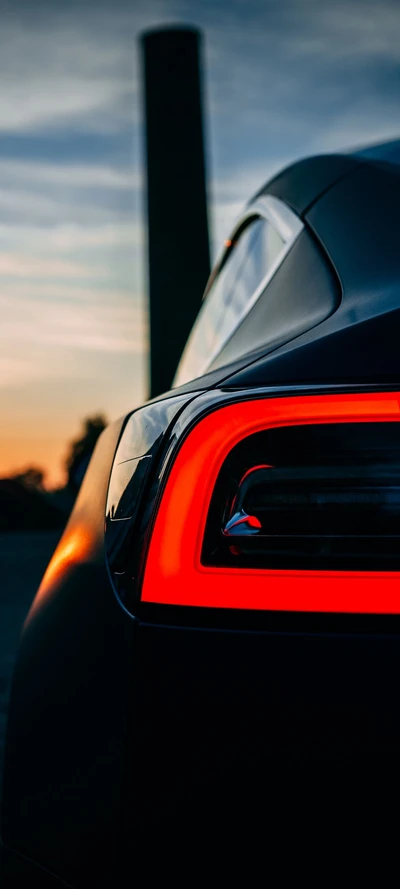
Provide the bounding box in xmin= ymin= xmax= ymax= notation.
xmin=141 ymin=27 xmax=211 ymax=398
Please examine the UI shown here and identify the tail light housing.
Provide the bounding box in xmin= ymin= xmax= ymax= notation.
xmin=203 ymin=421 xmax=400 ymax=571
xmin=106 ymin=389 xmax=400 ymax=616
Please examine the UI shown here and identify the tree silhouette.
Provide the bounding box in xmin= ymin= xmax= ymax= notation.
xmin=11 ymin=466 xmax=46 ymax=491
xmin=65 ymin=413 xmax=108 ymax=493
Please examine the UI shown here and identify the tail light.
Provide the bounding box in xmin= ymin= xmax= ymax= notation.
xmin=139 ymin=392 xmax=400 ymax=613
xmin=203 ymin=421 xmax=400 ymax=571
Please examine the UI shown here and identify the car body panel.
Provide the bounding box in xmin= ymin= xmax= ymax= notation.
xmin=3 ymin=147 xmax=400 ymax=885
xmin=142 ymin=153 xmax=361 ymax=398
xmin=227 ymin=161 xmax=400 ymax=388
xmin=227 ymin=306 xmax=400 ymax=388
xmin=165 ymin=156 xmax=400 ymax=395
xmin=1 ymin=417 xmax=135 ymax=887
xmin=207 ymin=226 xmax=340 ymax=372
xmin=0 ymin=844 xmax=70 ymax=888
xmin=255 ymin=152 xmax=360 ymax=215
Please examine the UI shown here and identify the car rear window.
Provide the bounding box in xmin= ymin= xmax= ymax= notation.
xmin=174 ymin=197 xmax=302 ymax=386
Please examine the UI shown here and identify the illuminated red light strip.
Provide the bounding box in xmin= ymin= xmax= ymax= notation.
xmin=141 ymin=393 xmax=400 ymax=612
xmin=238 ymin=463 xmax=274 ymax=484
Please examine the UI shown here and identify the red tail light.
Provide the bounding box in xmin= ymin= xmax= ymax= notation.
xmin=141 ymin=392 xmax=400 ymax=612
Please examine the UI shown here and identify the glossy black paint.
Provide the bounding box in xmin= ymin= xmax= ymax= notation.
xmin=224 ymin=161 xmax=400 ymax=389
xmin=156 ymin=155 xmax=400 ymax=396
xmin=3 ymin=385 xmax=400 ymax=884
xmin=1 ymin=417 xmax=135 ymax=888
xmin=228 ymin=305 xmax=400 ymax=388
xmin=120 ymin=620 xmax=400 ymax=868
xmin=255 ymin=152 xmax=360 ymax=215
xmin=0 ymin=844 xmax=70 ymax=888
xmin=3 ymin=150 xmax=400 ymax=886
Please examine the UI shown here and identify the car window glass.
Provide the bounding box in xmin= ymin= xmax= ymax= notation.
xmin=174 ymin=214 xmax=285 ymax=386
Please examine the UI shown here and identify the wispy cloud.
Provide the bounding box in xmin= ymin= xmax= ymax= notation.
xmin=0 ymin=280 xmax=140 ymax=303
xmin=0 ymin=0 xmax=399 ymax=484
xmin=0 ymin=9 xmax=135 ymax=133
xmin=0 ymin=290 xmax=148 ymax=390
xmin=0 ymin=221 xmax=142 ymax=254
xmin=0 ymin=354 xmax=48 ymax=388
xmin=0 ymin=158 xmax=138 ymax=189
xmin=0 ymin=253 xmax=103 ymax=279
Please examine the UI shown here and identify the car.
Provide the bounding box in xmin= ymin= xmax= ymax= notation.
xmin=2 ymin=140 xmax=400 ymax=886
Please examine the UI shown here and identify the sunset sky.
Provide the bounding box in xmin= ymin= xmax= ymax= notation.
xmin=0 ymin=0 xmax=400 ymax=487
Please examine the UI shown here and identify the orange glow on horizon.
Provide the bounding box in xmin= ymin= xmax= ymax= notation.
xmin=0 ymin=435 xmax=68 ymax=489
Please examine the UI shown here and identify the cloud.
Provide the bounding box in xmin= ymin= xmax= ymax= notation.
xmin=0 ymin=156 xmax=140 ymax=246
xmin=0 ymin=289 xmax=148 ymax=389
xmin=0 ymin=221 xmax=143 ymax=254
xmin=0 ymin=0 xmax=398 ymax=148
xmin=0 ymin=0 xmax=177 ymax=135
xmin=0 ymin=0 xmax=399 ymax=484
xmin=0 ymin=354 xmax=49 ymax=388
xmin=201 ymin=0 xmax=400 ymax=183
xmin=0 ymin=253 xmax=102 ymax=279
xmin=0 ymin=185 xmax=135 ymax=229
xmin=0 ymin=158 xmax=138 ymax=190
xmin=310 ymin=110 xmax=400 ymax=156
xmin=0 ymin=280 xmax=140 ymax=303
xmin=0 ymin=7 xmax=136 ymax=133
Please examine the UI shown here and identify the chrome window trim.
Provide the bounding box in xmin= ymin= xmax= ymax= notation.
xmin=174 ymin=195 xmax=304 ymax=386
xmin=238 ymin=194 xmax=303 ymax=248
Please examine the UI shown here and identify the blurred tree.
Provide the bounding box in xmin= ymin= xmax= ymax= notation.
xmin=65 ymin=413 xmax=108 ymax=493
xmin=11 ymin=466 xmax=46 ymax=491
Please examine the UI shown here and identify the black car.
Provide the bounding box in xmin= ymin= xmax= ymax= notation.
xmin=2 ymin=140 xmax=400 ymax=886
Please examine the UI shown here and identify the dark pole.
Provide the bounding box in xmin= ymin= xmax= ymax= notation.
xmin=141 ymin=27 xmax=211 ymax=398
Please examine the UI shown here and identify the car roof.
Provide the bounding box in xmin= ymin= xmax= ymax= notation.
xmin=256 ymin=153 xmax=359 ymax=216
xmin=253 ymin=137 xmax=400 ymax=218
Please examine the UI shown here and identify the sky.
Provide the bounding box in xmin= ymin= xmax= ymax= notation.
xmin=0 ymin=0 xmax=400 ymax=487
